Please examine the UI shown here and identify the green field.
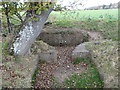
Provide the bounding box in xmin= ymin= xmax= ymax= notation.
xmin=49 ymin=9 xmax=118 ymax=21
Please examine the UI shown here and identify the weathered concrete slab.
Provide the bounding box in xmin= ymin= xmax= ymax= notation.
xmin=31 ymin=41 xmax=58 ymax=63
xmin=72 ymin=43 xmax=91 ymax=60
xmin=38 ymin=49 xmax=58 ymax=63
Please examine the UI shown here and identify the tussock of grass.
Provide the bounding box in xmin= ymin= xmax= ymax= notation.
xmin=65 ymin=56 xmax=103 ymax=88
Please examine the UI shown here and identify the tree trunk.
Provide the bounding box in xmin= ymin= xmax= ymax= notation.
xmin=0 ymin=20 xmax=1 ymax=33
xmin=3 ymin=4 xmax=11 ymax=33
xmin=6 ymin=15 xmax=11 ymax=33
xmin=12 ymin=7 xmax=53 ymax=56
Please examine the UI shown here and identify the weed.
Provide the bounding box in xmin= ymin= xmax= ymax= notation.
xmin=39 ymin=59 xmax=47 ymax=63
xmin=32 ymin=66 xmax=39 ymax=84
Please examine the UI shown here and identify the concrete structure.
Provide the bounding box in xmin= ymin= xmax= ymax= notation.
xmin=38 ymin=49 xmax=58 ymax=63
xmin=72 ymin=42 xmax=91 ymax=60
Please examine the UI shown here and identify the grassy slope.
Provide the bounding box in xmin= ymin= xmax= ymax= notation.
xmin=48 ymin=9 xmax=118 ymax=41
xmin=86 ymin=40 xmax=118 ymax=88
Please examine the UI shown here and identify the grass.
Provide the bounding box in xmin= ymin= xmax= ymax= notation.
xmin=0 ymin=38 xmax=2 ymax=89
xmin=64 ymin=62 xmax=104 ymax=88
xmin=50 ymin=9 xmax=118 ymax=20
xmin=32 ymin=66 xmax=39 ymax=84
xmin=73 ymin=58 xmax=91 ymax=64
xmin=50 ymin=19 xmax=118 ymax=41
xmin=48 ymin=9 xmax=118 ymax=41
xmin=86 ymin=40 xmax=118 ymax=88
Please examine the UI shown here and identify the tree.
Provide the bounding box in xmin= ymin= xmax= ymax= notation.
xmin=109 ymin=3 xmax=112 ymax=9
xmin=1 ymin=2 xmax=27 ymax=33
xmin=1 ymin=0 xmax=56 ymax=56
xmin=1 ymin=2 xmax=12 ymax=33
xmin=102 ymin=5 xmax=106 ymax=9
xmin=54 ymin=4 xmax=63 ymax=11
xmin=2 ymin=0 xmax=83 ymax=56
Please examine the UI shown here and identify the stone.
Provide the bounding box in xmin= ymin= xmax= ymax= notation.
xmin=31 ymin=41 xmax=58 ymax=63
xmin=38 ymin=49 xmax=58 ymax=63
xmin=72 ymin=43 xmax=91 ymax=60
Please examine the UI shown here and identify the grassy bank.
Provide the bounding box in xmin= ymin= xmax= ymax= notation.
xmin=51 ymin=19 xmax=118 ymax=41
xmin=86 ymin=40 xmax=118 ymax=88
xmin=48 ymin=9 xmax=118 ymax=41
xmin=64 ymin=58 xmax=104 ymax=88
